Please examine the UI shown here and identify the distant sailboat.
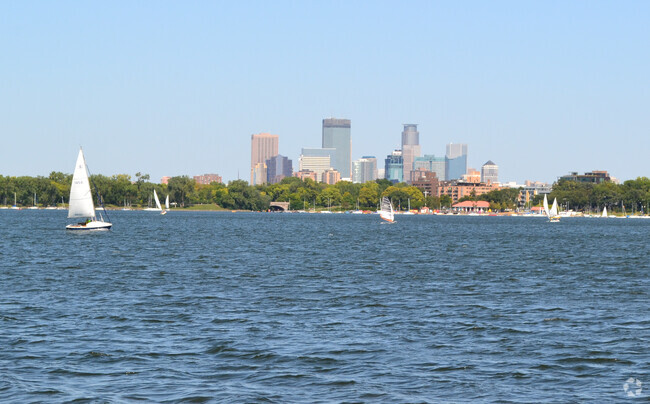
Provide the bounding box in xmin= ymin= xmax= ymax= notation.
xmin=403 ymin=198 xmax=415 ymax=215
xmin=10 ymin=192 xmax=19 ymax=209
xmin=379 ymin=196 xmax=395 ymax=223
xmin=161 ymin=194 xmax=169 ymax=215
xmin=66 ymin=149 xmax=112 ymax=230
xmin=144 ymin=189 xmax=163 ymax=211
xmin=28 ymin=192 xmax=39 ymax=209
xmin=547 ymin=196 xmax=560 ymax=222
xmin=602 ymin=206 xmax=608 ymax=218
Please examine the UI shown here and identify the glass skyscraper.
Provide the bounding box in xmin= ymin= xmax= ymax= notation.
xmin=322 ymin=118 xmax=351 ymax=179
xmin=445 ymin=143 xmax=468 ymax=180
xmin=384 ymin=150 xmax=403 ymax=183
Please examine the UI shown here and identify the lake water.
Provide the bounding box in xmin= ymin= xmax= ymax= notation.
xmin=0 ymin=210 xmax=648 ymax=402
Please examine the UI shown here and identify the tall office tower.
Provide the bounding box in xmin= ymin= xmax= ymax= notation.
xmin=322 ymin=118 xmax=351 ymax=179
xmin=445 ymin=143 xmax=468 ymax=180
xmin=251 ymin=133 xmax=279 ymax=184
xmin=299 ymin=148 xmax=336 ymax=180
xmin=251 ymin=162 xmax=267 ymax=186
xmin=413 ymin=155 xmax=446 ymax=182
xmin=481 ymin=160 xmax=499 ymax=184
xmin=266 ymin=154 xmax=293 ymax=184
xmin=384 ymin=150 xmax=403 ymax=183
xmin=401 ymin=124 xmax=421 ymax=184
xmin=352 ymin=156 xmax=378 ymax=184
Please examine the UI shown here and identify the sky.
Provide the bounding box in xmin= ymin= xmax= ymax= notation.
xmin=1 ymin=1 xmax=649 ymax=184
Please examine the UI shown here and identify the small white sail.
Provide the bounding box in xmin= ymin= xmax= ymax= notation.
xmin=549 ymin=198 xmax=559 ymax=217
xmin=68 ymin=149 xmax=96 ymax=219
xmin=543 ymin=194 xmax=550 ymax=217
xmin=153 ymin=189 xmax=162 ymax=210
xmin=379 ymin=196 xmax=395 ymax=223
xmin=165 ymin=195 xmax=170 ymax=210
xmin=602 ymin=206 xmax=607 ymax=218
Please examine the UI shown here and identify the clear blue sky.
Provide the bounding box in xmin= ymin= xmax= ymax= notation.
xmin=2 ymin=1 xmax=649 ymax=184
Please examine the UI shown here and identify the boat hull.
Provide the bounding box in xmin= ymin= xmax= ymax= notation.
xmin=66 ymin=221 xmax=112 ymax=231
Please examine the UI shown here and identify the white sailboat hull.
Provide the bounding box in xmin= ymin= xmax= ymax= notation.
xmin=66 ymin=220 xmax=112 ymax=231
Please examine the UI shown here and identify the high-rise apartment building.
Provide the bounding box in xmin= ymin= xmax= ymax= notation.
xmin=322 ymin=168 xmax=341 ymax=185
xmin=481 ymin=161 xmax=499 ymax=184
xmin=266 ymin=154 xmax=293 ymax=184
xmin=401 ymin=124 xmax=421 ymax=184
xmin=445 ymin=143 xmax=468 ymax=180
xmin=250 ymin=133 xmax=279 ymax=184
xmin=352 ymin=156 xmax=378 ymax=184
xmin=322 ymin=118 xmax=351 ymax=179
xmin=384 ymin=150 xmax=403 ymax=183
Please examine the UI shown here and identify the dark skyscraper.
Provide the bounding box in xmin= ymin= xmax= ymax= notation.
xmin=266 ymin=154 xmax=292 ymax=184
xmin=322 ymin=118 xmax=351 ymax=179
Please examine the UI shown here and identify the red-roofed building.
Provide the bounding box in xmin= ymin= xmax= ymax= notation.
xmin=452 ymin=200 xmax=490 ymax=212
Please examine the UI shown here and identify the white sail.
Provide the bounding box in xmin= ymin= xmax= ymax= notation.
xmin=154 ymin=189 xmax=162 ymax=210
xmin=379 ymin=196 xmax=394 ymax=222
xmin=68 ymin=149 xmax=96 ymax=219
xmin=543 ymin=194 xmax=550 ymax=217
xmin=549 ymin=198 xmax=559 ymax=217
xmin=602 ymin=206 xmax=607 ymax=218
xmin=165 ymin=195 xmax=169 ymax=210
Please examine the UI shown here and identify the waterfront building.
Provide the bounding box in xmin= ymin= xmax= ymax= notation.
xmin=481 ymin=161 xmax=499 ymax=184
xmin=445 ymin=143 xmax=468 ymax=180
xmin=401 ymin=124 xmax=421 ymax=184
xmin=266 ymin=154 xmax=293 ymax=184
xmin=250 ymin=133 xmax=279 ymax=184
xmin=161 ymin=176 xmax=171 ymax=185
xmin=251 ymin=162 xmax=267 ymax=186
xmin=452 ymin=200 xmax=491 ymax=213
xmin=299 ymin=148 xmax=335 ymax=179
xmin=322 ymin=168 xmax=341 ymax=185
xmin=411 ymin=170 xmax=440 ymax=199
xmin=384 ymin=150 xmax=403 ymax=183
xmin=560 ymin=170 xmax=612 ymax=184
xmin=352 ymin=156 xmax=378 ymax=184
xmin=322 ymin=118 xmax=351 ymax=179
xmin=515 ymin=180 xmax=552 ymax=207
xmin=413 ymin=155 xmax=445 ymax=183
xmin=293 ymin=169 xmax=318 ymax=182
xmin=193 ymin=174 xmax=222 ymax=185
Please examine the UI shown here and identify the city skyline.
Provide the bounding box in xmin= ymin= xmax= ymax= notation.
xmin=1 ymin=2 xmax=649 ymax=184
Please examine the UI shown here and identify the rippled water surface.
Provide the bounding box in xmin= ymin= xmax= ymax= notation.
xmin=1 ymin=211 xmax=648 ymax=402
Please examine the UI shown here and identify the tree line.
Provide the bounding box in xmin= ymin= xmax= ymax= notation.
xmin=2 ymin=172 xmax=649 ymax=213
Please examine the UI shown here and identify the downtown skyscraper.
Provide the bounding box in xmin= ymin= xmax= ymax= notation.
xmin=322 ymin=118 xmax=351 ymax=179
xmin=446 ymin=143 xmax=468 ymax=180
xmin=250 ymin=133 xmax=279 ymax=185
xmin=401 ymin=124 xmax=421 ymax=183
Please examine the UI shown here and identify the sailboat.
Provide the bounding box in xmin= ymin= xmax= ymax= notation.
xmin=352 ymin=198 xmax=363 ymax=214
xmin=10 ymin=192 xmax=19 ymax=209
xmin=545 ymin=195 xmax=560 ymax=222
xmin=161 ymin=194 xmax=169 ymax=215
xmin=144 ymin=189 xmax=163 ymax=211
xmin=66 ymin=149 xmax=112 ymax=230
xmin=403 ymin=198 xmax=414 ymax=215
xmin=602 ymin=206 xmax=608 ymax=218
xmin=379 ymin=196 xmax=395 ymax=223
xmin=28 ymin=192 xmax=39 ymax=209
